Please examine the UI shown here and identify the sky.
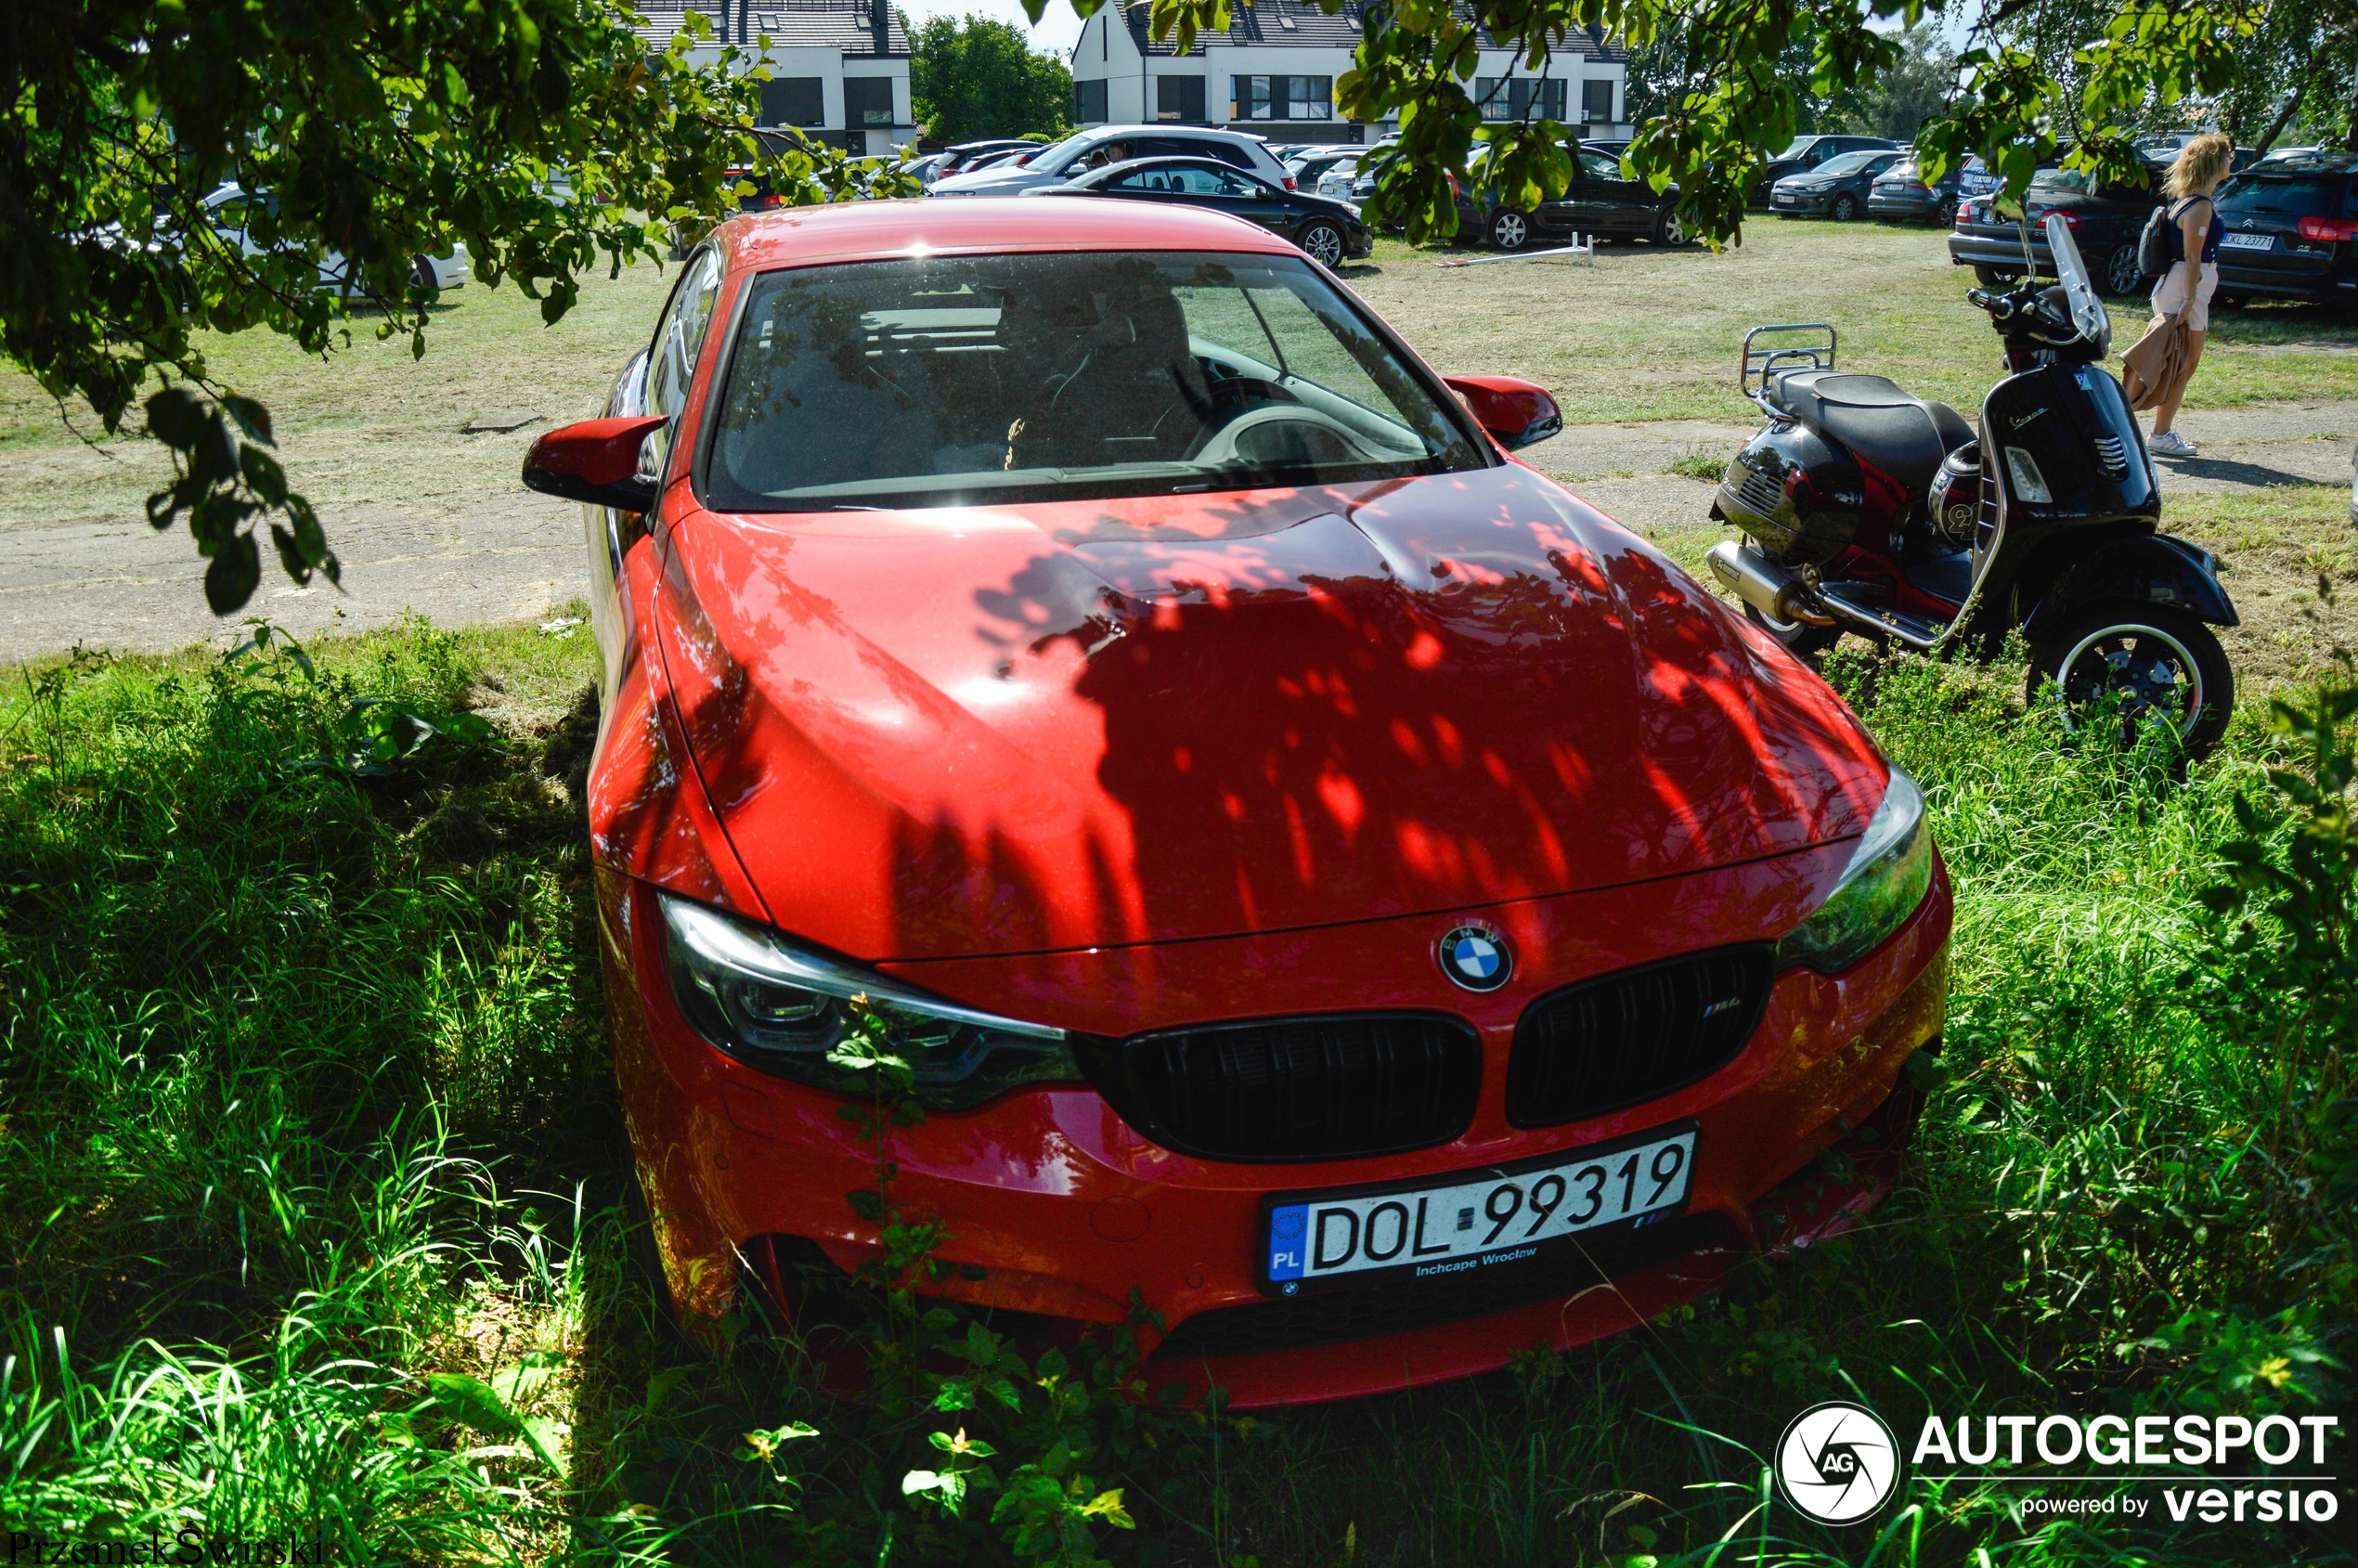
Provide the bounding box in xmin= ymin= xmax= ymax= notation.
xmin=899 ymin=0 xmax=1086 ymax=58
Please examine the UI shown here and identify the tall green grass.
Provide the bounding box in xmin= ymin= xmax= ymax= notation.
xmin=0 ymin=625 xmax=2346 ymax=1566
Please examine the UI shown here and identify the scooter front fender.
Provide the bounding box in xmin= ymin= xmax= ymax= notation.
xmin=2020 ymin=533 xmax=2240 ymax=641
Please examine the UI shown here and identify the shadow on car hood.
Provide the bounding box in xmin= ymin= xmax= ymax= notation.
xmin=651 ymin=462 xmax=1885 ymax=960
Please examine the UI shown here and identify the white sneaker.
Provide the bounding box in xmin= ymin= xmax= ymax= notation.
xmin=2150 ymin=430 xmax=2198 ymax=458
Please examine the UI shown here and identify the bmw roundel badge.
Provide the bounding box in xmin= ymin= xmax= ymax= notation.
xmin=1437 ymin=924 xmax=1512 ymax=991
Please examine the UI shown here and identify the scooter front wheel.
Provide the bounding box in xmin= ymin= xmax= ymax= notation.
xmin=2028 ymin=602 xmax=2234 ymax=759
xmin=1744 ymin=601 xmax=1842 ymax=657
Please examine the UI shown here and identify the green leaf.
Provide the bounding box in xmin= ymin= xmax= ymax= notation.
xmin=203 ymin=531 xmax=262 ymax=615
xmin=144 ymin=388 xmax=207 ymax=450
xmin=221 ymin=395 xmax=274 ymax=446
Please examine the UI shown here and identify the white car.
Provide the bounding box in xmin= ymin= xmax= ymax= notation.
xmin=201 ymin=184 xmax=468 ymax=297
xmin=927 ymin=125 xmax=1295 ymax=197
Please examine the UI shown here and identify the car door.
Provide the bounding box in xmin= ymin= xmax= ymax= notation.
xmin=1578 ymin=148 xmax=1649 ymax=233
xmin=1181 ymin=162 xmax=1290 ymax=230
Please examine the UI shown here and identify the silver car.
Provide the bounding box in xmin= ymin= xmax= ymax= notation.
xmin=928 ymin=125 xmax=1294 ymax=197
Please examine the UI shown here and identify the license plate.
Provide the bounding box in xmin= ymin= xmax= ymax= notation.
xmin=2221 ymin=232 xmax=2274 ymax=251
xmin=1261 ymin=1124 xmax=1697 ymax=1294
xmin=1775 ymin=195 xmax=1796 ymax=205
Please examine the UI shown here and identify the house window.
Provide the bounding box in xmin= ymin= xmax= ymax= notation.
xmin=1229 ymin=75 xmax=1331 ymax=120
xmin=1583 ymin=80 xmax=1615 ymax=123
xmin=1473 ymin=77 xmax=1566 ymax=122
xmin=1075 ymin=78 xmax=1108 ymax=123
xmin=1157 ymin=75 xmax=1206 ymax=123
xmin=759 ymin=77 xmax=824 ymax=127
xmin=843 ymin=77 xmax=894 ymax=127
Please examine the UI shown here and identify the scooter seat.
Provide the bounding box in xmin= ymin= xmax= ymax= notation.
xmin=1767 ymin=371 xmax=1974 ymax=500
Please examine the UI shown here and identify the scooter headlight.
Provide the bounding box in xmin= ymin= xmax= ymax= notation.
xmin=1776 ymin=765 xmax=1935 ymax=973
xmin=659 ymin=893 xmax=1079 ymax=1110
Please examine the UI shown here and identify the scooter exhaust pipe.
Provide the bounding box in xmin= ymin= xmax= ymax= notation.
xmin=1705 ymin=539 xmax=1835 ymax=626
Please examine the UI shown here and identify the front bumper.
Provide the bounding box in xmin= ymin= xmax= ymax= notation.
xmin=1770 ymin=189 xmax=1834 ymax=214
xmin=602 ymin=847 xmax=1951 ymax=1407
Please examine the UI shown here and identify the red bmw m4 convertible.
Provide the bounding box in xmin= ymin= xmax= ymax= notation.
xmin=523 ymin=198 xmax=1951 ymax=1407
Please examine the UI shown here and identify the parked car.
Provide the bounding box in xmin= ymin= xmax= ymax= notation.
xmin=1949 ymin=157 xmax=2163 ymax=296
xmin=1580 ymin=138 xmax=1633 ymax=163
xmin=1867 ymin=156 xmax=1963 ymax=224
xmin=1315 ymin=153 xmax=1367 ymax=200
xmin=523 ymin=195 xmax=1950 ymax=1408
xmin=930 ymin=124 xmax=1294 ymax=196
xmin=930 ymin=139 xmax=1036 ymax=182
xmin=2259 ymin=145 xmax=2322 ymax=166
xmin=1751 ymin=133 xmax=1901 ymax=205
xmin=1288 ymin=149 xmax=1361 ymax=189
xmin=1027 ymin=155 xmax=1371 ymax=266
xmin=2207 ymin=151 xmax=2358 ymax=307
xmin=1769 ymin=149 xmax=1905 ymax=220
xmin=201 ymin=184 xmax=467 ymax=297
xmin=1457 ymin=143 xmax=1689 ymax=248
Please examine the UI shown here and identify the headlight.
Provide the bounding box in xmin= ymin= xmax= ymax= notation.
xmin=660 ymin=893 xmax=1079 ymax=1110
xmin=1775 ymin=765 xmax=1934 ymax=973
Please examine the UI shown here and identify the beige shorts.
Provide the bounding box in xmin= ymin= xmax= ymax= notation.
xmin=2151 ymin=261 xmax=2219 ymax=332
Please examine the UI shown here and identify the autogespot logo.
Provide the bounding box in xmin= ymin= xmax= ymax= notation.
xmin=1777 ymin=1401 xmax=1903 ymax=1525
xmin=1437 ymin=924 xmax=1511 ymax=991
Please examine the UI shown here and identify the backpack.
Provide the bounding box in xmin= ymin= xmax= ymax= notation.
xmin=2136 ymin=202 xmax=2174 ymax=279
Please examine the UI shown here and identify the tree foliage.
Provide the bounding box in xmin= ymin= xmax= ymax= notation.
xmin=1 ymin=0 xmax=908 ymax=612
xmin=1091 ymin=0 xmax=2281 ymax=247
xmin=908 ymin=12 xmax=1074 ymax=144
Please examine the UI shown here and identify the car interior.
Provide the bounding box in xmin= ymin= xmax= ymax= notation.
xmin=705 ymin=253 xmax=1471 ymax=510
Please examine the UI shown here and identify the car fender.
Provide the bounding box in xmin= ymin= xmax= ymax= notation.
xmin=2020 ymin=533 xmax=2240 ymax=638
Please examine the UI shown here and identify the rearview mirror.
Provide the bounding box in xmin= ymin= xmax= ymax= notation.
xmin=1444 ymin=376 xmax=1563 ymax=450
xmin=522 ymin=416 xmax=667 ymax=512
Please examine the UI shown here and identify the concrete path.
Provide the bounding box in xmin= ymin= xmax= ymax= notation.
xmin=1 ymin=400 xmax=2351 ymax=668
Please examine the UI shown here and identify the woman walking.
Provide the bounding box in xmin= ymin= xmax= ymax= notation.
xmin=2124 ymin=133 xmax=2233 ymax=458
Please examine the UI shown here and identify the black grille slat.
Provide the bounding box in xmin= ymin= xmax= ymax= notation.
xmin=1504 ymin=946 xmax=1773 ymax=1128
xmin=1152 ymin=1212 xmax=1742 ymax=1360
xmin=1105 ymin=1015 xmax=1481 ymax=1162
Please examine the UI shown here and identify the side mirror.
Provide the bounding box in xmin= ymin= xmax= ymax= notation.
xmin=1445 ymin=375 xmax=1563 ymax=450
xmin=523 ymin=415 xmax=667 ymax=512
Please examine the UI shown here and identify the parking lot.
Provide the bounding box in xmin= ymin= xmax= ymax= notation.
xmin=1 ymin=219 xmax=2352 ymax=678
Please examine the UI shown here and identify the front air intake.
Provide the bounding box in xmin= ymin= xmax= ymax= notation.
xmin=1092 ymin=1015 xmax=1481 ymax=1163
xmin=1503 ymin=946 xmax=1775 ymax=1128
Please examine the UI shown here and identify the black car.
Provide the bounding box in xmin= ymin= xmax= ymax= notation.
xmin=1454 ymin=143 xmax=1688 ymax=248
xmin=2207 ymin=152 xmax=2358 ymax=307
xmin=1868 ymin=156 xmax=1963 ymax=224
xmin=1770 ymin=149 xmax=1906 ymax=220
xmin=1751 ymin=133 xmax=1901 ymax=206
xmin=1950 ymin=159 xmax=2163 ymax=297
xmin=1029 ymin=156 xmax=1371 ymax=266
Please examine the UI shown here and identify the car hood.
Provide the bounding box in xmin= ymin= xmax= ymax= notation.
xmin=652 ymin=463 xmax=1885 ymax=961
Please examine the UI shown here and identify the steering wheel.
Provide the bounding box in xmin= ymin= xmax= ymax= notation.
xmin=1185 ymin=403 xmax=1388 ymax=468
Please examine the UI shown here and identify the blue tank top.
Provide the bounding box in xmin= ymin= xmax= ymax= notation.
xmin=2169 ymin=197 xmax=2220 ymax=264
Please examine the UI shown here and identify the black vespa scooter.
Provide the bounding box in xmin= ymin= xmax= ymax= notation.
xmin=1704 ymin=211 xmax=2238 ymax=756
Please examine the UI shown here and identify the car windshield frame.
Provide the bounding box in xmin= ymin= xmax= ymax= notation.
xmin=693 ymin=248 xmax=1498 ymax=516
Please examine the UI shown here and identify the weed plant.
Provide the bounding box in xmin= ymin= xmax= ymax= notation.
xmin=0 ymin=622 xmax=2348 ymax=1566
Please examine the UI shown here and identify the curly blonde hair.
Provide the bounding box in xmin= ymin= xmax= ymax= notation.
xmin=2165 ymin=133 xmax=2233 ymax=200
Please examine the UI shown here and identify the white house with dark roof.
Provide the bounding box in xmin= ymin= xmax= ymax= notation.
xmin=1069 ymin=0 xmax=1628 ymax=145
xmin=630 ymin=0 xmax=914 ymax=154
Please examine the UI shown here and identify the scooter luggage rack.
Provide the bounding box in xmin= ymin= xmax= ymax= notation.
xmin=1740 ymin=323 xmax=1836 ymax=409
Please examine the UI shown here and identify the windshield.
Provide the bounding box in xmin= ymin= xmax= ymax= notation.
xmin=1775 ymin=137 xmax=1820 ymax=161
xmin=2217 ymin=175 xmax=2352 ymax=214
xmin=1022 ymin=132 xmax=1092 ymax=174
xmin=2029 ymin=167 xmax=2092 ymax=192
xmin=1812 ymin=151 xmax=1877 ymax=177
xmin=706 ymin=252 xmax=1488 ymax=512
